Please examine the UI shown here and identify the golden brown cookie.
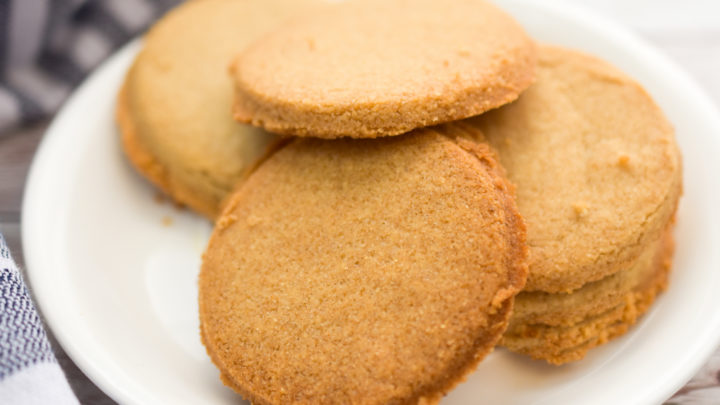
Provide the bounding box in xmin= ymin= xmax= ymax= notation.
xmin=463 ymin=45 xmax=682 ymax=293
xmin=510 ymin=227 xmax=666 ymax=328
xmin=117 ymin=0 xmax=323 ymax=219
xmin=502 ymin=227 xmax=674 ymax=365
xmin=230 ymin=0 xmax=536 ymax=139
xmin=199 ymin=130 xmax=528 ymax=404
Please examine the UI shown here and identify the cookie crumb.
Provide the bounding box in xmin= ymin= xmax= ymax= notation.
xmin=246 ymin=214 xmax=262 ymax=227
xmin=162 ymin=216 xmax=173 ymax=227
xmin=572 ymin=202 xmax=588 ymax=218
xmin=217 ymin=214 xmax=238 ymax=231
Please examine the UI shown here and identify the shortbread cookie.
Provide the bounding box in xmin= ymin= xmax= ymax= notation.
xmin=511 ymin=227 xmax=666 ymax=327
xmin=502 ymin=227 xmax=674 ymax=364
xmin=464 ymin=45 xmax=682 ymax=292
xmin=231 ymin=0 xmax=536 ymax=139
xmin=117 ymin=0 xmax=322 ymax=218
xmin=199 ymin=130 xmax=527 ymax=404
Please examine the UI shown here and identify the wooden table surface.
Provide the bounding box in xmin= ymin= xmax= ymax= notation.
xmin=1 ymin=1 xmax=719 ymax=404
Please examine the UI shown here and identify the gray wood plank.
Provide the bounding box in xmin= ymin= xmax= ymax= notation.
xmin=0 ymin=222 xmax=22 ymax=267
xmin=1 ymin=122 xmax=116 ymax=404
xmin=669 ymin=349 xmax=720 ymax=404
xmin=0 ymin=122 xmax=46 ymax=218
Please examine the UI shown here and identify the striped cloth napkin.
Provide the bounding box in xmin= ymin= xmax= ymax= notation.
xmin=0 ymin=0 xmax=180 ymax=135
xmin=0 ymin=0 xmax=178 ymax=403
xmin=0 ymin=233 xmax=77 ymax=404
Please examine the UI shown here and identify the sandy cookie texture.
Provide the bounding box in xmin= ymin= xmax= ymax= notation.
xmin=117 ymin=0 xmax=322 ymax=219
xmin=461 ymin=45 xmax=682 ymax=364
xmin=502 ymin=226 xmax=674 ymax=364
xmin=466 ymin=45 xmax=682 ymax=293
xmin=200 ymin=130 xmax=528 ymax=404
xmin=231 ymin=0 xmax=536 ymax=139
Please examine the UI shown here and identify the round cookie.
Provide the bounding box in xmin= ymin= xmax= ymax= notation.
xmin=230 ymin=0 xmax=536 ymax=139
xmin=463 ymin=45 xmax=682 ymax=293
xmin=199 ymin=130 xmax=528 ymax=404
xmin=501 ymin=227 xmax=674 ymax=365
xmin=117 ymin=0 xmax=323 ymax=219
xmin=511 ymin=227 xmax=667 ymax=327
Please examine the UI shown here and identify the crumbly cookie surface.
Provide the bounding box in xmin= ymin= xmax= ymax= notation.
xmin=510 ymin=227 xmax=667 ymax=328
xmin=502 ymin=227 xmax=674 ymax=365
xmin=466 ymin=45 xmax=682 ymax=292
xmin=118 ymin=0 xmax=322 ymax=218
xmin=231 ymin=0 xmax=536 ymax=139
xmin=200 ymin=130 xmax=527 ymax=404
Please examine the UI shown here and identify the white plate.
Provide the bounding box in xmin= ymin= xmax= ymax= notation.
xmin=22 ymin=0 xmax=720 ymax=404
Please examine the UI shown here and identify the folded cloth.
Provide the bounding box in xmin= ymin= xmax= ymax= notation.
xmin=0 ymin=0 xmax=180 ymax=134
xmin=0 ymin=233 xmax=78 ymax=404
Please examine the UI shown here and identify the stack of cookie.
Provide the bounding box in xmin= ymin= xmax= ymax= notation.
xmin=464 ymin=46 xmax=682 ymax=364
xmin=117 ymin=0 xmax=682 ymax=402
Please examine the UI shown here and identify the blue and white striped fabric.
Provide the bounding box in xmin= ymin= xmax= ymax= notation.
xmin=0 ymin=0 xmax=181 ymax=134
xmin=1 ymin=1 xmax=182 ymax=402
xmin=0 ymin=232 xmax=77 ymax=404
